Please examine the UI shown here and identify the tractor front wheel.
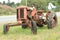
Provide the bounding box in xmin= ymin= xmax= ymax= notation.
xmin=3 ymin=24 xmax=9 ymax=34
xmin=31 ymin=20 xmax=37 ymax=34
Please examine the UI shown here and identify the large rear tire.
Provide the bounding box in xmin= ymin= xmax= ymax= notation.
xmin=47 ymin=12 xmax=57 ymax=29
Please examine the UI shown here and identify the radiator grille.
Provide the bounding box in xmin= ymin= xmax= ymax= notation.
xmin=20 ymin=8 xmax=24 ymax=18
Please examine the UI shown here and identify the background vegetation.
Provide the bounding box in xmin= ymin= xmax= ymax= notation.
xmin=0 ymin=0 xmax=60 ymax=15
xmin=0 ymin=0 xmax=20 ymax=15
xmin=21 ymin=0 xmax=60 ymax=12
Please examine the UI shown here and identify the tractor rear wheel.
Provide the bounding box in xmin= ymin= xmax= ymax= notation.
xmin=47 ymin=12 xmax=57 ymax=29
xmin=31 ymin=20 xmax=37 ymax=34
xmin=22 ymin=23 xmax=27 ymax=29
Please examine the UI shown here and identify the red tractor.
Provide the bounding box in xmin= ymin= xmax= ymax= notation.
xmin=3 ymin=6 xmax=57 ymax=34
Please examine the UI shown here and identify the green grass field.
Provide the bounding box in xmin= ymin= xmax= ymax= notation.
xmin=0 ymin=17 xmax=60 ymax=40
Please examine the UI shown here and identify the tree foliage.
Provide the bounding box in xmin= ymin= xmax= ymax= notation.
xmin=0 ymin=0 xmax=60 ymax=11
xmin=20 ymin=0 xmax=60 ymax=11
xmin=3 ymin=1 xmax=5 ymax=4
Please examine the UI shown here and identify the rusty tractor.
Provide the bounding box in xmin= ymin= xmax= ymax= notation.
xmin=3 ymin=6 xmax=57 ymax=34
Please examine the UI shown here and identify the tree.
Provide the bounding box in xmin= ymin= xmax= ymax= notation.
xmin=10 ymin=2 xmax=15 ymax=7
xmin=3 ymin=1 xmax=5 ymax=4
xmin=20 ymin=0 xmax=60 ymax=11
xmin=0 ymin=2 xmax=2 ymax=4
xmin=8 ymin=0 xmax=10 ymax=3
xmin=57 ymin=0 xmax=60 ymax=5
xmin=7 ymin=0 xmax=10 ymax=6
xmin=20 ymin=0 xmax=48 ymax=10
xmin=16 ymin=3 xmax=20 ymax=6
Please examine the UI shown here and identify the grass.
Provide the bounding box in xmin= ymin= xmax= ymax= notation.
xmin=0 ymin=17 xmax=60 ymax=40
